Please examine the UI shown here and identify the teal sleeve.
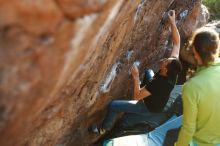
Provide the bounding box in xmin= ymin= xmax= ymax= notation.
xmin=176 ymin=82 xmax=198 ymax=146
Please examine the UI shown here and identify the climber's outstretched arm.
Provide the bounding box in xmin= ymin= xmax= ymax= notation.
xmin=168 ymin=10 xmax=180 ymax=58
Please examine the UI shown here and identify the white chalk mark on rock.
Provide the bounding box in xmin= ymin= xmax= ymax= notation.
xmin=134 ymin=0 xmax=145 ymax=22
xmin=100 ymin=62 xmax=120 ymax=93
xmin=162 ymin=39 xmax=169 ymax=51
xmin=179 ymin=10 xmax=188 ymax=20
xmin=126 ymin=50 xmax=134 ymax=61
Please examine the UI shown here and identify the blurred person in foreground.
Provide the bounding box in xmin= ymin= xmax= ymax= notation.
xmin=176 ymin=27 xmax=220 ymax=146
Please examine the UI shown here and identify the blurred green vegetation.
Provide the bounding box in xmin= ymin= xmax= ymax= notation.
xmin=203 ymin=0 xmax=220 ymax=20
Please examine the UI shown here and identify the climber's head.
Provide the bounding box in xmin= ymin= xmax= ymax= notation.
xmin=190 ymin=27 xmax=219 ymax=66
xmin=159 ymin=57 xmax=182 ymax=78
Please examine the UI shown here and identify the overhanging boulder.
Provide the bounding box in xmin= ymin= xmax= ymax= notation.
xmin=0 ymin=0 xmax=208 ymax=146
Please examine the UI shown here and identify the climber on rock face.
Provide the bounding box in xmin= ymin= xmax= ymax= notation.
xmin=89 ymin=10 xmax=182 ymax=135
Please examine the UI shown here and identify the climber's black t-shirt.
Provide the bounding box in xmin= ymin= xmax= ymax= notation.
xmin=144 ymin=73 xmax=176 ymax=113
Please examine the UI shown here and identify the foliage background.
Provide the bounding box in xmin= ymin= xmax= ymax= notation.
xmin=203 ymin=0 xmax=220 ymax=20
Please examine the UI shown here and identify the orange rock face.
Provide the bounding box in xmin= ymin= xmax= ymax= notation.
xmin=56 ymin=0 xmax=105 ymax=19
xmin=0 ymin=0 xmax=63 ymax=34
xmin=0 ymin=0 xmax=208 ymax=146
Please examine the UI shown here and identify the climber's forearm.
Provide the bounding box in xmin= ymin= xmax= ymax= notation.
xmin=133 ymin=76 xmax=151 ymax=100
xmin=133 ymin=76 xmax=141 ymax=100
xmin=170 ymin=18 xmax=180 ymax=58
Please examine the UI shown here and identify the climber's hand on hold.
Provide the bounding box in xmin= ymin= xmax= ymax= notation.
xmin=168 ymin=10 xmax=176 ymax=24
xmin=131 ymin=64 xmax=139 ymax=79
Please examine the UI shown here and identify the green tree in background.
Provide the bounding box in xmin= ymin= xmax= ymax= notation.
xmin=203 ymin=0 xmax=220 ymax=20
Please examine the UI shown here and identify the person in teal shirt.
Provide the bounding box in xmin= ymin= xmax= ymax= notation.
xmin=176 ymin=27 xmax=220 ymax=146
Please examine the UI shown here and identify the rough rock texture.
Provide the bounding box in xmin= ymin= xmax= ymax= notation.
xmin=0 ymin=0 xmax=208 ymax=146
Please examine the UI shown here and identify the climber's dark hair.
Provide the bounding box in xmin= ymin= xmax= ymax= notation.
xmin=167 ymin=57 xmax=182 ymax=81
